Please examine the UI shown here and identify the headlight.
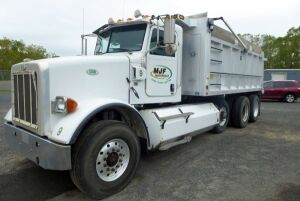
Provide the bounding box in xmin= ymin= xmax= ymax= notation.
xmin=51 ymin=96 xmax=78 ymax=113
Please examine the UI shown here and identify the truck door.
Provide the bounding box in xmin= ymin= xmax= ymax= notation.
xmin=146 ymin=28 xmax=177 ymax=96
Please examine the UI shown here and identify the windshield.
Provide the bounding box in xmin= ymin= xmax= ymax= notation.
xmin=95 ymin=23 xmax=147 ymax=55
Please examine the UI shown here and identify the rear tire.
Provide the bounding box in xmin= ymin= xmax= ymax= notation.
xmin=212 ymin=100 xmax=230 ymax=134
xmin=285 ymin=93 xmax=295 ymax=103
xmin=70 ymin=120 xmax=140 ymax=199
xmin=232 ymin=96 xmax=250 ymax=128
xmin=249 ymin=95 xmax=260 ymax=123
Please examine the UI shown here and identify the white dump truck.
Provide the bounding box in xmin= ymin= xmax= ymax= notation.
xmin=4 ymin=10 xmax=264 ymax=199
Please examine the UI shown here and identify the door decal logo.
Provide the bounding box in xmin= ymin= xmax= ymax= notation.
xmin=150 ymin=65 xmax=172 ymax=84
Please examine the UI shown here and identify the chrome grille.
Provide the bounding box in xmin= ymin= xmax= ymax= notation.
xmin=12 ymin=71 xmax=38 ymax=129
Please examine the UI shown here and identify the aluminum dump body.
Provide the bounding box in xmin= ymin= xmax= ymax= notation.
xmin=182 ymin=14 xmax=264 ymax=96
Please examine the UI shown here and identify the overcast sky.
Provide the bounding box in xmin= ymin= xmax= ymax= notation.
xmin=1 ymin=0 xmax=299 ymax=56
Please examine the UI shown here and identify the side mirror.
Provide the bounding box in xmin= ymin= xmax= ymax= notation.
xmin=163 ymin=15 xmax=176 ymax=56
xmin=164 ymin=15 xmax=175 ymax=44
xmin=165 ymin=44 xmax=177 ymax=56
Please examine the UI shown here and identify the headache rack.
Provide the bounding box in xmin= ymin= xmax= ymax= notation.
xmin=12 ymin=71 xmax=38 ymax=130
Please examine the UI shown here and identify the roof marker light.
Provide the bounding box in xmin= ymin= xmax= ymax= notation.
xmin=134 ymin=9 xmax=142 ymax=18
xmin=108 ymin=17 xmax=115 ymax=24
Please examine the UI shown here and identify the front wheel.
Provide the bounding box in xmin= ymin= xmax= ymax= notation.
xmin=70 ymin=120 xmax=140 ymax=199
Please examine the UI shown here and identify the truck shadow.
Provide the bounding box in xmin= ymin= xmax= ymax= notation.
xmin=266 ymin=183 xmax=300 ymax=201
xmin=0 ymin=161 xmax=75 ymax=201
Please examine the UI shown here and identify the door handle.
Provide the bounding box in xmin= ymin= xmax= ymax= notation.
xmin=170 ymin=84 xmax=175 ymax=93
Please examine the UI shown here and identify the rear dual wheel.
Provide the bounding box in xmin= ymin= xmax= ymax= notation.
xmin=232 ymin=96 xmax=250 ymax=128
xmin=232 ymin=95 xmax=260 ymax=128
xmin=249 ymin=95 xmax=260 ymax=122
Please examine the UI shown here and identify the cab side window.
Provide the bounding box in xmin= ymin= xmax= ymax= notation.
xmin=150 ymin=29 xmax=175 ymax=57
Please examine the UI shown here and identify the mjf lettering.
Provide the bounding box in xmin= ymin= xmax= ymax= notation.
xmin=154 ymin=68 xmax=166 ymax=75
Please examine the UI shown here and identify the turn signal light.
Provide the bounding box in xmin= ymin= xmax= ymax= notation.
xmin=66 ymin=98 xmax=78 ymax=113
xmin=52 ymin=96 xmax=78 ymax=114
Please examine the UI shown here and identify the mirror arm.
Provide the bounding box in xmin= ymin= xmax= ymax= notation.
xmin=144 ymin=46 xmax=159 ymax=56
xmin=144 ymin=44 xmax=174 ymax=56
xmin=156 ymin=17 xmax=160 ymax=47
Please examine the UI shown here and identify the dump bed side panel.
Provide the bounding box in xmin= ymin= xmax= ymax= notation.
xmin=208 ymin=36 xmax=264 ymax=96
xmin=182 ymin=17 xmax=264 ymax=97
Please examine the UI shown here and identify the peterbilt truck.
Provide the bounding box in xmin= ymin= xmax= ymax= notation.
xmin=4 ymin=10 xmax=264 ymax=199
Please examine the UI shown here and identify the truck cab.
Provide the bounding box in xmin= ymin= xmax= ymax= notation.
xmin=92 ymin=19 xmax=183 ymax=104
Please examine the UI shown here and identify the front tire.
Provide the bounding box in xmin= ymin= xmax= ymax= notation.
xmin=285 ymin=93 xmax=295 ymax=103
xmin=232 ymin=96 xmax=250 ymax=128
xmin=70 ymin=120 xmax=140 ymax=199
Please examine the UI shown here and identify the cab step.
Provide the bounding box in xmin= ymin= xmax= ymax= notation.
xmin=159 ymin=136 xmax=192 ymax=151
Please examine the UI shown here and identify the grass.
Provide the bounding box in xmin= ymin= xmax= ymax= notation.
xmin=0 ymin=89 xmax=10 ymax=93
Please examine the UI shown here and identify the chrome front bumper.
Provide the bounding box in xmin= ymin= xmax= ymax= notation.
xmin=4 ymin=122 xmax=71 ymax=170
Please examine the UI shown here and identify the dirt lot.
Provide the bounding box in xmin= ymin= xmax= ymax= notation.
xmin=0 ymin=81 xmax=300 ymax=201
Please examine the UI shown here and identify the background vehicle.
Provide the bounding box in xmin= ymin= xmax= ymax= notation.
xmin=262 ymin=80 xmax=300 ymax=103
xmin=4 ymin=10 xmax=264 ymax=199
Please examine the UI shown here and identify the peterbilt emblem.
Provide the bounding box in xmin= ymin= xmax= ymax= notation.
xmin=86 ymin=69 xmax=99 ymax=76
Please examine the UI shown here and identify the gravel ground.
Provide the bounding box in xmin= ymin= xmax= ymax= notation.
xmin=0 ymin=81 xmax=300 ymax=201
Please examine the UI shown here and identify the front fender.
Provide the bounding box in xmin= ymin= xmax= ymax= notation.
xmin=49 ymin=98 xmax=141 ymax=144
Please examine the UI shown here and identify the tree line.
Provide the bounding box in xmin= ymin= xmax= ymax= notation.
xmin=0 ymin=38 xmax=53 ymax=69
xmin=239 ymin=26 xmax=299 ymax=69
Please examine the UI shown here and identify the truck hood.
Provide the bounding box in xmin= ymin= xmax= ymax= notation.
xmin=10 ymin=55 xmax=131 ymax=136
xmin=11 ymin=54 xmax=132 ymax=103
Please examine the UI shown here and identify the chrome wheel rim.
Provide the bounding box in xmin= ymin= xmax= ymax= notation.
xmin=286 ymin=94 xmax=294 ymax=103
xmin=96 ymin=139 xmax=130 ymax=182
xmin=242 ymin=104 xmax=249 ymax=122
xmin=253 ymin=99 xmax=259 ymax=117
xmin=219 ymin=107 xmax=228 ymax=127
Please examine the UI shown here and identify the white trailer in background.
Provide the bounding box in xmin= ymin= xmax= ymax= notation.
xmin=4 ymin=10 xmax=264 ymax=199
